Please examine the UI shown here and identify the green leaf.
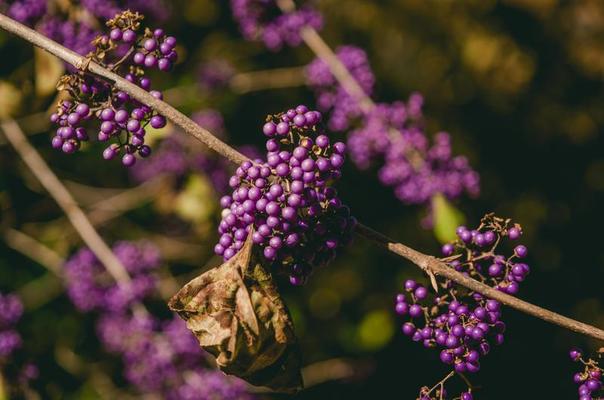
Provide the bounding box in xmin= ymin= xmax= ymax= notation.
xmin=432 ymin=193 xmax=465 ymax=244
xmin=0 ymin=374 xmax=7 ymax=400
xmin=357 ymin=310 xmax=394 ymax=351
xmin=174 ymin=175 xmax=217 ymax=224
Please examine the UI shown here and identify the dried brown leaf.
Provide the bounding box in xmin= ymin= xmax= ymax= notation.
xmin=168 ymin=233 xmax=302 ymax=393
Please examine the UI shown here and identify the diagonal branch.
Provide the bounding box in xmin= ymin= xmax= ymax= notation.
xmin=0 ymin=119 xmax=132 ymax=284
xmin=0 ymin=13 xmax=603 ymax=341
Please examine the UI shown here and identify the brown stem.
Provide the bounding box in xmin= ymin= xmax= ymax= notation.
xmin=275 ymin=0 xmax=374 ymax=111
xmin=229 ymin=65 xmax=307 ymax=94
xmin=355 ymin=224 xmax=604 ymax=341
xmin=3 ymin=228 xmax=64 ymax=275
xmin=1 ymin=13 xmax=603 ymax=341
xmin=275 ymin=0 xmax=425 ymax=167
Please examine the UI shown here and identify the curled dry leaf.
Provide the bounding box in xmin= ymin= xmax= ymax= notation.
xmin=168 ymin=232 xmax=302 ymax=393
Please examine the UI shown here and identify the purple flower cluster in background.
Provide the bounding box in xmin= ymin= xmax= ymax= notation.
xmin=306 ymin=46 xmax=375 ymax=132
xmin=0 ymin=292 xmax=24 ymax=357
xmin=3 ymin=0 xmax=47 ymax=24
xmin=96 ymin=313 xmax=253 ymax=399
xmin=80 ymin=0 xmax=169 ymax=21
xmin=1 ymin=0 xmax=169 ymax=54
xmin=64 ymin=241 xmax=161 ymax=312
xmin=0 ymin=293 xmax=38 ymax=396
xmin=38 ymin=18 xmax=98 ymax=57
xmin=216 ymin=105 xmax=354 ymax=285
xmin=396 ymin=215 xmax=527 ymax=396
xmin=64 ymin=241 xmax=254 ymax=399
xmin=351 ymin=101 xmax=480 ymax=205
xmin=198 ymin=59 xmax=236 ymax=92
xmin=306 ymin=46 xmax=479 ymax=206
xmin=231 ymin=0 xmax=322 ymax=51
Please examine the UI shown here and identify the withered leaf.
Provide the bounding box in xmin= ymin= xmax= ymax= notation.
xmin=168 ymin=232 xmax=302 ymax=393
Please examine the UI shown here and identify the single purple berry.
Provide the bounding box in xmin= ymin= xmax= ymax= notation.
xmin=514 ymin=245 xmax=528 ymax=258
xmin=122 ymin=29 xmax=136 ymax=43
xmin=150 ymin=115 xmax=166 ymax=129
xmin=158 ymin=58 xmax=172 ymax=71
xmin=508 ymin=227 xmax=521 ymax=239
xmin=441 ymin=243 xmax=454 ymax=256
xmin=122 ymin=153 xmax=136 ymax=167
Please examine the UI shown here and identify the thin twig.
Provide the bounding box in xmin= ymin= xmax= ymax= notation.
xmin=65 ymin=176 xmax=166 ymax=211
xmin=275 ymin=0 xmax=424 ymax=167
xmin=354 ymin=224 xmax=604 ymax=340
xmin=0 ymin=112 xmax=48 ymax=146
xmin=23 ymin=176 xmax=166 ymax=246
xmin=1 ymin=14 xmax=603 ymax=341
xmin=0 ymin=119 xmax=132 ymax=284
xmin=229 ymin=65 xmax=307 ymax=93
xmin=3 ymin=229 xmax=64 ymax=309
xmin=3 ymin=228 xmax=63 ymax=275
xmin=0 ymin=13 xmax=248 ymax=166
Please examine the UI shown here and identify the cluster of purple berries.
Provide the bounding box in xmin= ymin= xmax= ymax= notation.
xmin=306 ymin=45 xmax=375 ymax=131
xmin=50 ymin=11 xmax=175 ymax=167
xmin=64 ymin=242 xmax=253 ymax=399
xmin=443 ymin=219 xmax=528 ymax=296
xmin=570 ymin=348 xmax=603 ymax=400
xmin=0 ymin=292 xmax=23 ymax=357
xmin=215 ymin=105 xmax=354 ymax=285
xmin=395 ymin=215 xmax=528 ymax=379
xmin=230 ymin=0 xmax=323 ymax=51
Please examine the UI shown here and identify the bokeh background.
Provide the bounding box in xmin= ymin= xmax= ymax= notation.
xmin=1 ymin=0 xmax=604 ymax=398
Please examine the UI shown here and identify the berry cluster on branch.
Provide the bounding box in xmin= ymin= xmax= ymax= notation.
xmin=216 ymin=105 xmax=354 ymax=284
xmin=49 ymin=11 xmax=175 ymax=166
xmin=396 ymin=214 xmax=528 ymax=396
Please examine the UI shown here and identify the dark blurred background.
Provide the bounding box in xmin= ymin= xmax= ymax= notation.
xmin=1 ymin=0 xmax=603 ymax=398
